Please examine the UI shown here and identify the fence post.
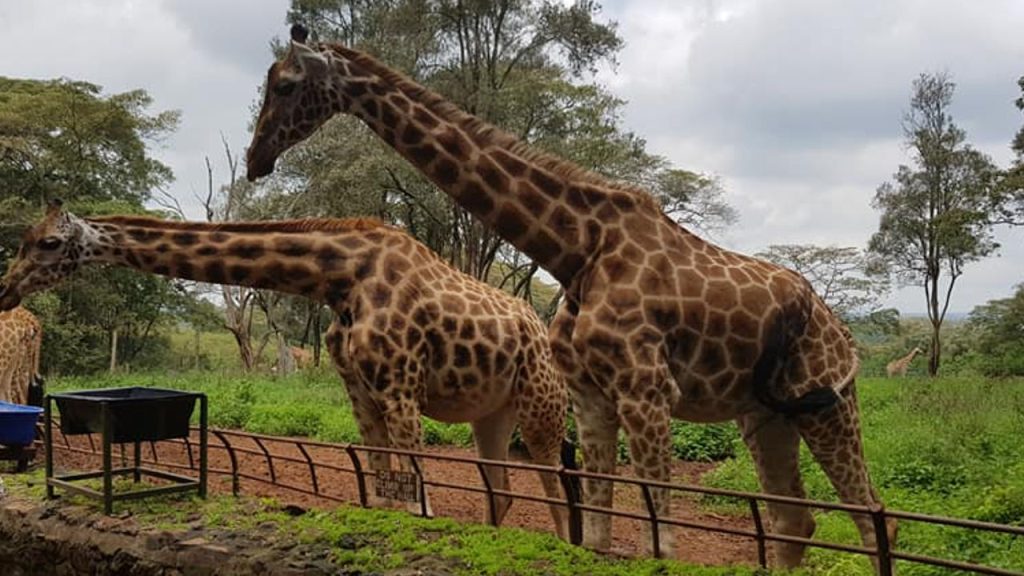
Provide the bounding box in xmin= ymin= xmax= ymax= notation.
xmin=211 ymin=430 xmax=239 ymax=497
xmin=295 ymin=441 xmax=319 ymax=495
xmin=251 ymin=436 xmax=276 ymax=483
xmin=474 ymin=462 xmax=499 ymax=526
xmin=344 ymin=445 xmax=368 ymax=508
xmin=747 ymin=499 xmax=768 ymax=569
xmin=408 ymin=455 xmax=430 ymax=518
xmin=869 ymin=504 xmax=894 ymax=576
xmin=639 ymin=484 xmax=661 ymax=559
xmin=557 ymin=467 xmax=583 ymax=546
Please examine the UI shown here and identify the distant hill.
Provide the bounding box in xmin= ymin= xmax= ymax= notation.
xmin=900 ymin=311 xmax=969 ymax=322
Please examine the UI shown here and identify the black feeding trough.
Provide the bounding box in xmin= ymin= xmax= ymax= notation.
xmin=45 ymin=387 xmax=208 ymax=514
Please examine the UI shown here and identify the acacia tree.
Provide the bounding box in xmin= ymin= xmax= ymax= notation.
xmin=264 ymin=0 xmax=735 ymax=288
xmin=0 ymin=77 xmax=183 ymax=374
xmin=755 ymin=244 xmax=887 ymax=320
xmin=868 ymin=72 xmax=1000 ymax=376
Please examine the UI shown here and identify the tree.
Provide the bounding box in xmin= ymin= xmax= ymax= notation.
xmin=994 ymin=75 xmax=1024 ymax=225
xmin=868 ymin=72 xmax=1000 ymax=376
xmin=263 ymin=0 xmax=735 ymax=286
xmin=0 ymin=77 xmax=184 ymax=374
xmin=755 ymin=244 xmax=887 ymax=319
xmin=963 ymin=284 xmax=1024 ymax=376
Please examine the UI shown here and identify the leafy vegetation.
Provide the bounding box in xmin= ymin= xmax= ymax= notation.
xmin=703 ymin=377 xmax=1024 ymax=575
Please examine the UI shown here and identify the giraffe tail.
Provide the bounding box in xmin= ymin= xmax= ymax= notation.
xmin=560 ymin=437 xmax=578 ymax=470
xmin=752 ymin=312 xmax=841 ymax=417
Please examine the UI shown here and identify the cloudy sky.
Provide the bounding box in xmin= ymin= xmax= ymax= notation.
xmin=1 ymin=0 xmax=1022 ymax=314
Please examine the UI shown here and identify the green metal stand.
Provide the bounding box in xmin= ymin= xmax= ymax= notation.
xmin=45 ymin=394 xmax=207 ymax=514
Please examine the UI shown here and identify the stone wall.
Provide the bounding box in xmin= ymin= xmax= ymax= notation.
xmin=0 ymin=495 xmax=337 ymax=576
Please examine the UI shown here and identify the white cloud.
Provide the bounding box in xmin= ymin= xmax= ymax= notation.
xmin=601 ymin=0 xmax=1024 ymax=313
xmin=1 ymin=0 xmax=1022 ymax=313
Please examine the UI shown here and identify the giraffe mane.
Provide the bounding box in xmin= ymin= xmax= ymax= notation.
xmin=323 ymin=43 xmax=661 ymax=213
xmin=89 ymin=215 xmax=391 ymax=234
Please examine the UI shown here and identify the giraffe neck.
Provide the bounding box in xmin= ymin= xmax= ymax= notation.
xmin=80 ymin=216 xmax=384 ymax=306
xmin=322 ymin=44 xmax=657 ymax=286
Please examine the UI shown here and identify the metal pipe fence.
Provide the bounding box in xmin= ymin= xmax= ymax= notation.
xmin=38 ymin=422 xmax=1024 ymax=576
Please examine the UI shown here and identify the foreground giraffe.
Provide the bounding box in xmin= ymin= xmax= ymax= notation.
xmin=243 ymin=25 xmax=894 ymax=568
xmin=0 ymin=203 xmax=569 ymax=536
xmin=886 ymin=347 xmax=922 ymax=378
xmin=0 ymin=306 xmax=42 ymax=406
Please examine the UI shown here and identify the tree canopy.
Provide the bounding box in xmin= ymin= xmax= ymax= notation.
xmin=0 ymin=77 xmax=183 ymax=374
xmin=755 ymin=244 xmax=887 ymax=320
xmin=868 ymin=72 xmax=1001 ymax=376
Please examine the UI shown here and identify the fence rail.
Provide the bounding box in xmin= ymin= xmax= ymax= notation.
xmin=39 ymin=422 xmax=1024 ymax=576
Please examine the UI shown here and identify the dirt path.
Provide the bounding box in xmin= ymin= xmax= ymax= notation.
xmin=48 ymin=432 xmax=759 ymax=568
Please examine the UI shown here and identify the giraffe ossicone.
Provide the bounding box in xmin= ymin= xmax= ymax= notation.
xmin=242 ymin=32 xmax=896 ymax=571
xmin=0 ymin=205 xmax=571 ymax=537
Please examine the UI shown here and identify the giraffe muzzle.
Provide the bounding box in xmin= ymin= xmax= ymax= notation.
xmin=246 ymin=149 xmax=277 ymax=182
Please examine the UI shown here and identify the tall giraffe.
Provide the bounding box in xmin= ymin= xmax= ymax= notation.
xmin=243 ymin=25 xmax=894 ymax=568
xmin=886 ymin=347 xmax=922 ymax=378
xmin=0 ymin=203 xmax=569 ymax=536
xmin=0 ymin=306 xmax=42 ymax=406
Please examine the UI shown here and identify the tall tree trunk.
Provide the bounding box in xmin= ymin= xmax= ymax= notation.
xmin=312 ymin=309 xmax=322 ymax=367
xmin=109 ymin=328 xmax=119 ymax=374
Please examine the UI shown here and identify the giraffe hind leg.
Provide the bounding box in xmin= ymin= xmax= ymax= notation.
xmin=470 ymin=405 xmax=518 ymax=528
xmin=737 ymin=411 xmax=815 ymax=568
xmin=796 ymin=383 xmax=895 ymax=575
xmin=516 ymin=400 xmax=571 ymax=540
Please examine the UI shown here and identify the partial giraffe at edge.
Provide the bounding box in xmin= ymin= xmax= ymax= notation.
xmin=0 ymin=204 xmax=570 ymax=538
xmin=243 ymin=25 xmax=895 ymax=571
xmin=0 ymin=306 xmax=42 ymax=406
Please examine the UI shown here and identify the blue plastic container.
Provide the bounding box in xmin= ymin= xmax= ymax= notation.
xmin=0 ymin=401 xmax=43 ymax=446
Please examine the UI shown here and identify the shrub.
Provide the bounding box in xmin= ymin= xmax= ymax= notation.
xmin=670 ymin=421 xmax=738 ymax=462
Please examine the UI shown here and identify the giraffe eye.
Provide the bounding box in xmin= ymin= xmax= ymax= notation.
xmin=273 ymin=81 xmax=297 ymax=97
xmin=37 ymin=237 xmax=62 ymax=251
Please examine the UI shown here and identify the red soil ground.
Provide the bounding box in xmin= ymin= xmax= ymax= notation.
xmin=46 ymin=430 xmax=760 ymax=568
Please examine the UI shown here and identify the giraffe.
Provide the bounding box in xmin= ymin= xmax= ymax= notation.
xmin=243 ymin=25 xmax=895 ymax=569
xmin=0 ymin=306 xmax=42 ymax=407
xmin=290 ymin=345 xmax=313 ymax=369
xmin=886 ymin=347 xmax=922 ymax=378
xmin=0 ymin=202 xmax=569 ymax=536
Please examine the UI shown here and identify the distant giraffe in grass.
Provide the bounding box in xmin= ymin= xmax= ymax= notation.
xmin=886 ymin=347 xmax=922 ymax=378
xmin=0 ymin=202 xmax=570 ymax=537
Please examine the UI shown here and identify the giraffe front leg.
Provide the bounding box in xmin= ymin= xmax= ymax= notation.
xmin=796 ymin=384 xmax=896 ymax=575
xmin=340 ymin=374 xmax=395 ymax=508
xmin=380 ymin=394 xmax=433 ymax=518
xmin=571 ymin=389 xmax=619 ymax=552
xmin=737 ymin=411 xmax=815 ymax=568
xmin=618 ymin=389 xmax=675 ymax=559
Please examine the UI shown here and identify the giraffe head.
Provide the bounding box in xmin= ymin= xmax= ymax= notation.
xmin=247 ymin=24 xmax=341 ymax=181
xmin=0 ymin=200 xmax=90 ymax=311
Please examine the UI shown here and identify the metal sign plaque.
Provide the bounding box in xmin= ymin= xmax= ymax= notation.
xmin=374 ymin=470 xmax=420 ymax=503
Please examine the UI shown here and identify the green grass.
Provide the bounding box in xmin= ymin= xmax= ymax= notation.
xmin=703 ymin=376 xmax=1024 ymax=575
xmin=43 ymin=371 xmax=1024 ymax=574
xmin=1 ymin=471 xmax=761 ymax=576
